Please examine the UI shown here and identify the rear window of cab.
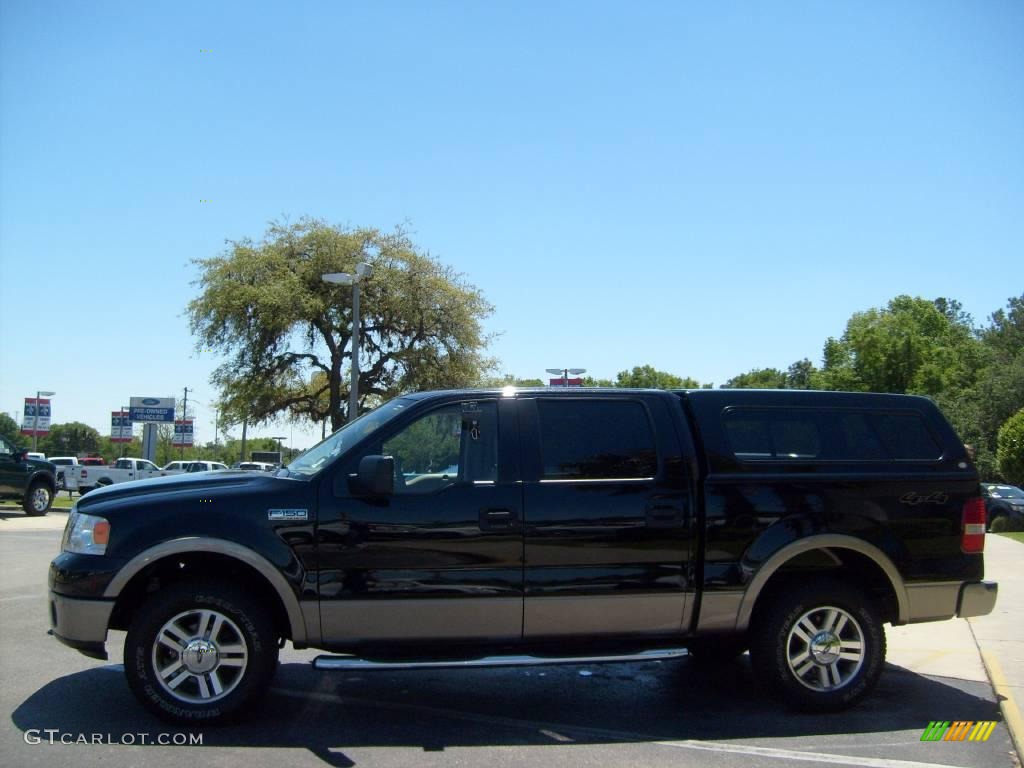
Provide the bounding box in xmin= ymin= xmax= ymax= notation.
xmin=722 ymin=407 xmax=943 ymax=463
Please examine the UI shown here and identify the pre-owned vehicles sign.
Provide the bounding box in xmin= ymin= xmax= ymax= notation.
xmin=129 ymin=397 xmax=176 ymax=423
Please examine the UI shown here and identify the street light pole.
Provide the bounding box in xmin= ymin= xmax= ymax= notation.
xmin=350 ymin=277 xmax=361 ymax=423
xmin=32 ymin=389 xmax=55 ymax=452
xmin=322 ymin=263 xmax=373 ymax=424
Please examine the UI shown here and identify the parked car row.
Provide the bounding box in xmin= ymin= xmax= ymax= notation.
xmin=1 ymin=438 xmax=282 ymax=515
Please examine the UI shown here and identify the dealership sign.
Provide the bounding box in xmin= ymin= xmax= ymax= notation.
xmin=172 ymin=420 xmax=195 ymax=446
xmin=111 ymin=411 xmax=133 ymax=443
xmin=20 ymin=398 xmax=51 ymax=436
xmin=129 ymin=396 xmax=176 ymax=423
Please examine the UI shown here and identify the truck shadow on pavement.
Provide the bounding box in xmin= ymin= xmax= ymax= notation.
xmin=11 ymin=657 xmax=1004 ymax=767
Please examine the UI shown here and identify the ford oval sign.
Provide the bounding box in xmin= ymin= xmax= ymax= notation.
xmin=142 ymin=398 xmax=161 ymax=405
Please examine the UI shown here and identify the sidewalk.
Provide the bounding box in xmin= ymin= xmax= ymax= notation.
xmin=969 ymin=533 xmax=1024 ymax=753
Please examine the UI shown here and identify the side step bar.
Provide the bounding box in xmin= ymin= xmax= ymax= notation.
xmin=314 ymin=647 xmax=689 ymax=671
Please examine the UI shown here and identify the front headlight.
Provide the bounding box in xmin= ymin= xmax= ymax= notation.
xmin=63 ymin=510 xmax=111 ymax=555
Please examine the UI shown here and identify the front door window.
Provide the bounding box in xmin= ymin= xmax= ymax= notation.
xmin=382 ymin=401 xmax=498 ymax=494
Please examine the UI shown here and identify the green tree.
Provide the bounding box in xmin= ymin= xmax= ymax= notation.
xmin=613 ymin=365 xmax=701 ymax=389
xmin=786 ymin=358 xmax=817 ymax=389
xmin=815 ymin=296 xmax=984 ymax=396
xmin=37 ymin=422 xmax=101 ymax=456
xmin=479 ymin=374 xmax=545 ymax=387
xmin=982 ymin=294 xmax=1024 ymax=358
xmin=188 ymin=219 xmax=495 ymax=432
xmin=0 ymin=413 xmax=20 ymax=443
xmin=722 ymin=368 xmax=788 ymax=389
xmin=996 ymin=409 xmax=1024 ymax=485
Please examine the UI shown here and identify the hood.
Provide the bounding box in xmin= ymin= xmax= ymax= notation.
xmin=26 ymin=458 xmax=56 ymax=473
xmin=76 ymin=469 xmax=296 ymax=507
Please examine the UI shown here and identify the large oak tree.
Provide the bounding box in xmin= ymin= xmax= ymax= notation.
xmin=188 ymin=219 xmax=494 ymax=432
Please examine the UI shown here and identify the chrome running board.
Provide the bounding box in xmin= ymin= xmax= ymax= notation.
xmin=313 ymin=647 xmax=688 ymax=671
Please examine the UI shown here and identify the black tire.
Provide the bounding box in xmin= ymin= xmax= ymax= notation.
xmin=750 ymin=579 xmax=885 ymax=712
xmin=687 ymin=635 xmax=749 ymax=663
xmin=23 ymin=481 xmax=52 ymax=516
xmin=124 ymin=581 xmax=279 ymax=724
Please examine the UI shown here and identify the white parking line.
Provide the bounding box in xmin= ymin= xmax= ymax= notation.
xmin=0 ymin=593 xmax=45 ymax=602
xmin=656 ymin=740 xmax=972 ymax=768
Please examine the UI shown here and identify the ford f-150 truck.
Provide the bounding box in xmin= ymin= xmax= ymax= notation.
xmin=48 ymin=388 xmax=998 ymax=723
xmin=0 ymin=435 xmax=56 ymax=515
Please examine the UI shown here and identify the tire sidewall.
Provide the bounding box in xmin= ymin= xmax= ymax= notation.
xmin=124 ymin=582 xmax=278 ymax=724
xmin=755 ymin=582 xmax=885 ymax=711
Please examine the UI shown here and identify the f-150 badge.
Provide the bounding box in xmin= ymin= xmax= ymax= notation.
xmin=268 ymin=508 xmax=308 ymax=520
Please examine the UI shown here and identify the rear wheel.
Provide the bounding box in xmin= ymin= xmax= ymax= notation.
xmin=23 ymin=482 xmax=52 ymax=516
xmin=124 ymin=581 xmax=279 ymax=724
xmin=750 ymin=580 xmax=885 ymax=711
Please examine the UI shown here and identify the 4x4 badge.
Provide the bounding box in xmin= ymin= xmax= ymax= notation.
xmin=268 ymin=508 xmax=308 ymax=520
xmin=900 ymin=492 xmax=949 ymax=506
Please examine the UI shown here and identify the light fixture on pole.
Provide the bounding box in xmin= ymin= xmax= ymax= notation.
xmin=32 ymin=390 xmax=55 ymax=452
xmin=322 ymin=263 xmax=373 ymax=424
xmin=545 ymin=368 xmax=586 ymax=387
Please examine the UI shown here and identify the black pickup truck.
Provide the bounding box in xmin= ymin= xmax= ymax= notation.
xmin=48 ymin=388 xmax=998 ymax=723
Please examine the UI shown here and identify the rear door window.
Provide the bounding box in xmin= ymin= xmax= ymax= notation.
xmin=537 ymin=400 xmax=657 ymax=479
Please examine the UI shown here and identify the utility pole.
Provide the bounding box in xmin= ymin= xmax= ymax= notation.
xmin=180 ymin=387 xmax=189 ymax=458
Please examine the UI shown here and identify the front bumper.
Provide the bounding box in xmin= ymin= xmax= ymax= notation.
xmin=905 ymin=580 xmax=998 ymax=623
xmin=48 ymin=590 xmax=114 ymax=660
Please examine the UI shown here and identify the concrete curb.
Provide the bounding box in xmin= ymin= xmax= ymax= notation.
xmin=981 ymin=648 xmax=1024 ymax=757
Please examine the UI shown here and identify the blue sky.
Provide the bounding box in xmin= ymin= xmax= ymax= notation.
xmin=1 ymin=0 xmax=1021 ymax=451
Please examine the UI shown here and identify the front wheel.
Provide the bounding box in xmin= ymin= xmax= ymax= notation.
xmin=23 ymin=482 xmax=52 ymax=516
xmin=124 ymin=581 xmax=279 ymax=724
xmin=750 ymin=580 xmax=885 ymax=712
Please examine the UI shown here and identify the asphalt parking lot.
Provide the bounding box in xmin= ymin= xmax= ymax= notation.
xmin=1 ymin=508 xmax=1019 ymax=768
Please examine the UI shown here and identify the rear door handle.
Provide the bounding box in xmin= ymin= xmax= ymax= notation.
xmin=479 ymin=507 xmax=517 ymax=530
xmin=645 ymin=503 xmax=684 ymax=528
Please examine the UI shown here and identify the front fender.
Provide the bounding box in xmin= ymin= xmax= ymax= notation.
xmin=29 ymin=470 xmax=56 ymax=492
xmin=103 ymin=537 xmax=314 ymax=644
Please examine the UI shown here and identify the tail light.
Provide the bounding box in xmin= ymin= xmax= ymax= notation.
xmin=961 ymin=497 xmax=986 ymax=553
xmin=80 ymin=469 xmax=88 ymax=479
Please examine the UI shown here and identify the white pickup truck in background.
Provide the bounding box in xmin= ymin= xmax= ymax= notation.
xmin=72 ymin=458 xmax=181 ymax=494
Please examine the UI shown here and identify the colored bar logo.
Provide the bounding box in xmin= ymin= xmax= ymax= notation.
xmin=921 ymin=721 xmax=997 ymax=742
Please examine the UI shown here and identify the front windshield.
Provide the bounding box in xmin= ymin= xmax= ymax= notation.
xmin=987 ymin=485 xmax=1024 ymax=500
xmin=285 ymin=397 xmax=414 ymax=476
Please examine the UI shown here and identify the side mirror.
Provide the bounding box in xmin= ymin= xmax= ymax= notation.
xmin=349 ymin=455 xmax=394 ymax=496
